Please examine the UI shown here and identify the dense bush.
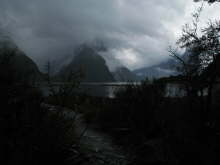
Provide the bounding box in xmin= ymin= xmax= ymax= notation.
xmin=0 ymin=86 xmax=77 ymax=165
xmin=84 ymin=78 xmax=220 ymax=165
xmin=85 ymin=79 xmax=165 ymax=140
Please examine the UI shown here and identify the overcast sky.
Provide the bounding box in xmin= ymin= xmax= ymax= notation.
xmin=0 ymin=0 xmax=220 ymax=71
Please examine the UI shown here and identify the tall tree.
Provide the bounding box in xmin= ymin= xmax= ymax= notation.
xmin=170 ymin=6 xmax=220 ymax=115
xmin=169 ymin=6 xmax=205 ymax=97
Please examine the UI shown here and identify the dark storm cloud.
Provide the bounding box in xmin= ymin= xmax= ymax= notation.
xmin=0 ymin=0 xmax=219 ymax=70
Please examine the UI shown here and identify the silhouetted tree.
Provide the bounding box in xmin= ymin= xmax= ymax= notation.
xmin=169 ymin=6 xmax=205 ymax=99
xmin=45 ymin=60 xmax=82 ymax=108
xmin=171 ymin=5 xmax=220 ymax=126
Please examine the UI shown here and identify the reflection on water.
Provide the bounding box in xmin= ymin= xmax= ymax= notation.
xmin=40 ymin=82 xmax=188 ymax=98
xmin=40 ymin=82 xmax=130 ymax=98
xmin=80 ymin=82 xmax=134 ymax=98
xmin=80 ymin=82 xmax=187 ymax=98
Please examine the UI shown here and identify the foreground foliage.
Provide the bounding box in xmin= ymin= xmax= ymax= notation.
xmin=0 ymin=41 xmax=79 ymax=165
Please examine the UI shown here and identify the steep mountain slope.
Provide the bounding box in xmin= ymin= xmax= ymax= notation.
xmin=0 ymin=41 xmax=42 ymax=82
xmin=59 ymin=45 xmax=115 ymax=82
xmin=11 ymin=51 xmax=42 ymax=81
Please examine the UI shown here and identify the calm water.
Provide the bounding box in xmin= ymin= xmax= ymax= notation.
xmin=80 ymin=82 xmax=186 ymax=98
xmin=40 ymin=82 xmax=186 ymax=98
xmin=40 ymin=82 xmax=130 ymax=98
xmin=80 ymin=82 xmax=141 ymax=98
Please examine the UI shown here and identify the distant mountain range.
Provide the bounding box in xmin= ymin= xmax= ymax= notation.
xmin=58 ymin=44 xmax=178 ymax=82
xmin=1 ymin=40 xmax=178 ymax=83
xmin=58 ymin=44 xmax=143 ymax=82
xmin=112 ymin=67 xmax=139 ymax=82
xmin=133 ymin=58 xmax=177 ymax=80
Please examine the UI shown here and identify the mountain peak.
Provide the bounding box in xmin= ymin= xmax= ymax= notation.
xmin=59 ymin=44 xmax=115 ymax=82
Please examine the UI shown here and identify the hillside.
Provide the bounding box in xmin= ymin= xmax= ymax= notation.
xmin=12 ymin=52 xmax=42 ymax=81
xmin=0 ymin=41 xmax=42 ymax=83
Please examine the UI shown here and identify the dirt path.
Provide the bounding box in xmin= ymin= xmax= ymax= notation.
xmin=74 ymin=115 xmax=129 ymax=165
xmin=42 ymin=103 xmax=129 ymax=165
